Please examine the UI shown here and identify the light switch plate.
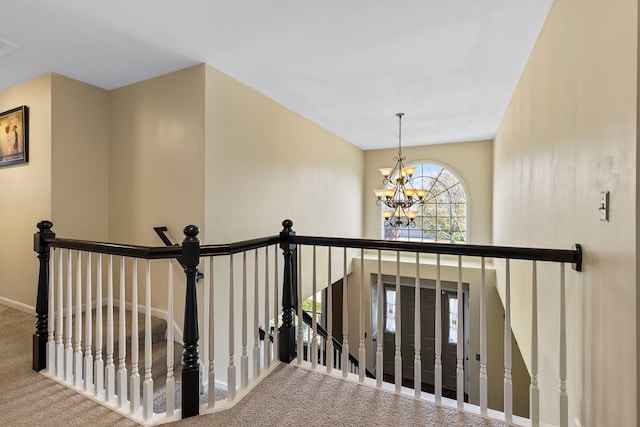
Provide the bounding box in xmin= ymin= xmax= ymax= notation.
xmin=600 ymin=191 xmax=609 ymax=221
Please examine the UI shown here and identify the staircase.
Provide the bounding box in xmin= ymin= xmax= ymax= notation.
xmin=48 ymin=304 xmax=228 ymax=418
xmin=108 ymin=308 xmax=181 ymax=412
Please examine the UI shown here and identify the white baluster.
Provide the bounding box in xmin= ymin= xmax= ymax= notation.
xmin=357 ymin=249 xmax=365 ymax=382
xmin=263 ymin=248 xmax=270 ymax=370
xmin=47 ymin=248 xmax=55 ymax=373
xmin=326 ymin=247 xmax=334 ymax=374
xmin=118 ymin=257 xmax=128 ymax=407
xmin=142 ymin=260 xmax=154 ymax=420
xmin=414 ymin=252 xmax=421 ymax=398
xmin=342 ymin=247 xmax=349 ymax=379
xmin=312 ymin=246 xmax=318 ymax=369
xmin=241 ymin=252 xmax=249 ymax=389
xmin=273 ymin=246 xmax=279 ymax=361
xmin=166 ymin=259 xmax=175 ymax=415
xmin=56 ymin=249 xmax=64 ymax=377
xmin=457 ymin=255 xmax=464 ymax=408
xmin=504 ymin=259 xmax=513 ymax=421
xmin=84 ymin=252 xmax=93 ymax=393
xmin=74 ymin=251 xmax=83 ymax=388
xmin=228 ymin=255 xmax=237 ymax=401
xmin=530 ymin=260 xmax=539 ymax=426
xmin=297 ymin=246 xmax=303 ymax=365
xmin=394 ymin=251 xmax=402 ymax=393
xmin=203 ymin=257 xmax=210 ymax=387
xmin=559 ymin=263 xmax=568 ymax=427
xmin=65 ymin=249 xmax=73 ymax=384
xmin=106 ymin=254 xmax=115 ymax=402
xmin=94 ymin=254 xmax=104 ymax=397
xmin=435 ymin=253 xmax=442 ymax=403
xmin=253 ymin=250 xmax=260 ymax=379
xmin=130 ymin=258 xmax=140 ymax=413
xmin=376 ymin=249 xmax=383 ymax=388
xmin=208 ymin=257 xmax=216 ymax=408
xmin=479 ymin=257 xmax=488 ymax=415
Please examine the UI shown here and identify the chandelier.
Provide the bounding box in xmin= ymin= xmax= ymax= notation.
xmin=374 ymin=113 xmax=428 ymax=227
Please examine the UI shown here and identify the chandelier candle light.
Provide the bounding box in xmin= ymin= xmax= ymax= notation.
xmin=374 ymin=113 xmax=428 ymax=227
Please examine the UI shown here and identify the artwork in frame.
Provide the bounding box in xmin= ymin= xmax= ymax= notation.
xmin=0 ymin=105 xmax=28 ymax=167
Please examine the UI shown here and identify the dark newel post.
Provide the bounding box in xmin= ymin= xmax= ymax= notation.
xmin=279 ymin=219 xmax=297 ymax=363
xmin=33 ymin=220 xmax=54 ymax=371
xmin=181 ymin=225 xmax=200 ymax=418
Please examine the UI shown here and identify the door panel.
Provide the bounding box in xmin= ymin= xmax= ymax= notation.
xmin=382 ymin=285 xmax=461 ymax=395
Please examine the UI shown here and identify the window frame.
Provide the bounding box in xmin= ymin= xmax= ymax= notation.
xmin=380 ymin=160 xmax=470 ymax=243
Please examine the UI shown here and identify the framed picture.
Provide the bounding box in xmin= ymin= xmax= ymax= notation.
xmin=0 ymin=105 xmax=28 ymax=167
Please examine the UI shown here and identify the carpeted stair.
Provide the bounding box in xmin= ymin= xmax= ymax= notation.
xmin=88 ymin=307 xmax=227 ymax=412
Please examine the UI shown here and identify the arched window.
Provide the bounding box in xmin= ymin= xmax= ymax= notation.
xmin=383 ymin=163 xmax=467 ymax=243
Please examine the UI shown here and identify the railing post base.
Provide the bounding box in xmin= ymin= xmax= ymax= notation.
xmin=279 ymin=322 xmax=296 ymax=363
xmin=32 ymin=333 xmax=46 ymax=371
xmin=181 ymin=366 xmax=200 ymax=418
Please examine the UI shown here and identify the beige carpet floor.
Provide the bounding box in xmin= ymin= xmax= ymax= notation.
xmin=0 ymin=304 xmax=137 ymax=427
xmin=167 ymin=363 xmax=509 ymax=427
xmin=1 ymin=304 xmax=508 ymax=426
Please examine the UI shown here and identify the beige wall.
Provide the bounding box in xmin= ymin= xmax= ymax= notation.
xmin=493 ymin=0 xmax=637 ymax=425
xmin=0 ymin=75 xmax=53 ymax=311
xmin=204 ymin=66 xmax=364 ymax=243
xmin=109 ymin=65 xmax=205 ymax=247
xmin=0 ymin=73 xmax=109 ymax=310
xmin=51 ymin=74 xmax=109 ymax=240
xmin=364 ymin=140 xmax=493 ymax=244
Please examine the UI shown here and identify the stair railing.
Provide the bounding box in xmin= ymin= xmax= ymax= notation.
xmin=32 ymin=220 xmax=286 ymax=425
xmin=33 ymin=219 xmax=583 ymax=427
xmin=281 ymin=221 xmax=582 ymax=427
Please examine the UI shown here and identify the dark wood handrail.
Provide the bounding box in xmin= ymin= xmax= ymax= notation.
xmin=201 ymin=236 xmax=280 ymax=256
xmin=43 ymin=235 xmax=281 ymax=259
xmin=45 ymin=233 xmax=581 ymax=270
xmin=292 ymin=235 xmax=582 ymax=271
xmin=44 ymin=237 xmax=182 ymax=259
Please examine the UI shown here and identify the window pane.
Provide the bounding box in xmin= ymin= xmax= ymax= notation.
xmin=381 ymin=163 xmax=467 ymax=243
xmin=448 ymin=296 xmax=458 ymax=344
xmin=385 ymin=289 xmax=396 ymax=333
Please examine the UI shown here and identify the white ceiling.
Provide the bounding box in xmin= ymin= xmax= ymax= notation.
xmin=0 ymin=0 xmax=552 ymax=150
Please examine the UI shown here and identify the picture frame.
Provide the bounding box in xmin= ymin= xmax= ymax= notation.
xmin=0 ymin=105 xmax=28 ymax=167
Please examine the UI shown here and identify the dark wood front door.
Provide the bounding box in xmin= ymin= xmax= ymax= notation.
xmin=382 ymin=285 xmax=462 ymax=396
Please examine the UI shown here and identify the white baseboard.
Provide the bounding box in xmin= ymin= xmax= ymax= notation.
xmin=0 ymin=297 xmax=35 ymax=314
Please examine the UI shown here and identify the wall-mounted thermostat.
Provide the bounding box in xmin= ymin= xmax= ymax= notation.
xmin=599 ymin=191 xmax=609 ymax=221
